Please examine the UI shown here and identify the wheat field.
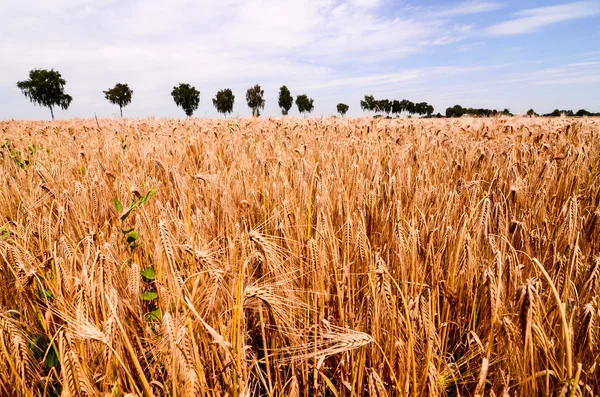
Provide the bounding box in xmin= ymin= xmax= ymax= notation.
xmin=0 ymin=116 xmax=599 ymax=396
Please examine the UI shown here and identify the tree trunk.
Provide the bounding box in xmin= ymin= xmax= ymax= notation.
xmin=120 ymin=106 xmax=123 ymax=117
xmin=50 ymin=106 xmax=54 ymax=120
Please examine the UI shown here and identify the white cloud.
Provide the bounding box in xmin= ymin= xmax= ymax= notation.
xmin=1 ymin=0 xmax=466 ymax=119
xmin=485 ymin=1 xmax=600 ymax=35
xmin=438 ymin=1 xmax=504 ymax=17
xmin=1 ymin=0 xmax=599 ymax=119
xmin=456 ymin=42 xmax=486 ymax=52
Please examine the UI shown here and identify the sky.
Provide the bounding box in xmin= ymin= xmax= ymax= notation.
xmin=1 ymin=0 xmax=599 ymax=119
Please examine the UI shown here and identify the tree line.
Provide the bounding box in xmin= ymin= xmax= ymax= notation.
xmin=15 ymin=69 xmax=323 ymax=120
xmin=15 ymin=68 xmax=599 ymax=119
xmin=527 ymin=108 xmax=600 ymax=117
xmin=360 ymin=95 xmax=436 ymax=117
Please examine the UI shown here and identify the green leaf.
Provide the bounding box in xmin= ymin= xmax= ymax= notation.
xmin=122 ymin=227 xmax=134 ymax=234
xmin=139 ymin=187 xmax=157 ymax=206
xmin=39 ymin=288 xmax=54 ymax=299
xmin=120 ymin=208 xmax=132 ymax=221
xmin=46 ymin=345 xmax=60 ymax=368
xmin=144 ymin=308 xmax=162 ymax=322
xmin=126 ymin=231 xmax=140 ymax=244
xmin=140 ymin=267 xmax=155 ymax=281
xmin=29 ymin=334 xmax=46 ymax=359
xmin=141 ymin=291 xmax=158 ymax=301
xmin=114 ymin=199 xmax=123 ymax=212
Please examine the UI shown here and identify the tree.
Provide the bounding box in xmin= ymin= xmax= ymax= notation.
xmin=16 ymin=68 xmax=72 ymax=120
xmin=212 ymin=88 xmax=235 ymax=118
xmin=337 ymin=103 xmax=349 ymax=117
xmin=296 ymin=94 xmax=314 ymax=116
xmin=171 ymin=83 xmax=200 ymax=117
xmin=278 ymin=85 xmax=293 ymax=116
xmin=392 ymin=100 xmax=403 ymax=117
xmin=404 ymin=100 xmax=416 ymax=115
xmin=360 ymin=95 xmax=376 ymax=113
xmin=246 ymin=84 xmax=265 ymax=117
xmin=527 ymin=109 xmax=538 ymax=117
xmin=377 ymin=99 xmax=392 ymax=116
xmin=103 ymin=83 xmax=133 ymax=117
xmin=426 ymin=104 xmax=434 ymax=117
xmin=576 ymin=109 xmax=591 ymax=116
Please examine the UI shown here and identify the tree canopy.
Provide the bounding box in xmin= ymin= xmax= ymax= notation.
xmin=337 ymin=103 xmax=349 ymax=117
xmin=361 ymin=96 xmax=433 ymax=117
xmin=360 ymin=95 xmax=376 ymax=113
xmin=296 ymin=94 xmax=314 ymax=116
xmin=16 ymin=68 xmax=72 ymax=120
xmin=171 ymin=83 xmax=200 ymax=117
xmin=103 ymin=83 xmax=133 ymax=117
xmin=278 ymin=85 xmax=293 ymax=115
xmin=246 ymin=84 xmax=265 ymax=117
xmin=212 ymin=89 xmax=235 ymax=118
xmin=445 ymin=105 xmax=511 ymax=118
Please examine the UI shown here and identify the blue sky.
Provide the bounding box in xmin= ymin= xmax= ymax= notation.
xmin=1 ymin=0 xmax=599 ymax=119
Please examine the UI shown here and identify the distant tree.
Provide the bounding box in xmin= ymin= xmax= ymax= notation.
xmin=502 ymin=108 xmax=513 ymax=116
xmin=246 ymin=84 xmax=265 ymax=117
xmin=576 ymin=109 xmax=591 ymax=116
xmin=16 ymin=68 xmax=72 ymax=120
xmin=527 ymin=109 xmax=538 ymax=117
xmin=337 ymin=103 xmax=349 ymax=117
xmin=545 ymin=109 xmax=562 ymax=117
xmin=278 ymin=85 xmax=293 ymax=116
xmin=212 ymin=88 xmax=235 ymax=118
xmin=391 ymin=100 xmax=403 ymax=116
xmin=171 ymin=83 xmax=200 ymax=117
xmin=103 ymin=83 xmax=133 ymax=117
xmin=404 ymin=100 xmax=416 ymax=115
xmin=360 ymin=95 xmax=376 ymax=113
xmin=446 ymin=105 xmax=465 ymax=118
xmin=426 ymin=104 xmax=434 ymax=117
xmin=415 ymin=102 xmax=431 ymax=117
xmin=296 ymin=94 xmax=314 ymax=116
xmin=378 ymin=99 xmax=392 ymax=116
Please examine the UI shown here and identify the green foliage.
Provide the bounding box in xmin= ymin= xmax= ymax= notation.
xmin=212 ymin=88 xmax=235 ymax=117
xmin=575 ymin=109 xmax=594 ymax=116
xmin=527 ymin=109 xmax=538 ymax=117
xmin=172 ymin=83 xmax=200 ymax=117
xmin=446 ymin=105 xmax=509 ymax=118
xmin=140 ymin=267 xmax=156 ymax=281
xmin=141 ymin=291 xmax=158 ymax=301
xmin=278 ymin=85 xmax=293 ymax=115
xmin=296 ymin=94 xmax=314 ymax=115
xmin=144 ymin=308 xmax=162 ymax=322
xmin=0 ymin=224 xmax=10 ymax=241
xmin=336 ymin=103 xmax=349 ymax=117
xmin=29 ymin=334 xmax=59 ymax=368
xmin=115 ymin=187 xmax=157 ymax=222
xmin=360 ymin=95 xmax=375 ymax=112
xmin=246 ymin=84 xmax=265 ymax=117
xmin=1 ymin=139 xmax=31 ymax=170
xmin=16 ymin=69 xmax=72 ymax=120
xmin=414 ymin=102 xmax=434 ymax=117
xmin=103 ymin=83 xmax=133 ymax=117
xmin=376 ymin=99 xmax=392 ymax=115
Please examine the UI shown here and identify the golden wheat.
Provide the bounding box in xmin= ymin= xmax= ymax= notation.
xmin=0 ymin=116 xmax=599 ymax=396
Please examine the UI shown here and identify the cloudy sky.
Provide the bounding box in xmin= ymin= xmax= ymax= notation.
xmin=1 ymin=0 xmax=599 ymax=119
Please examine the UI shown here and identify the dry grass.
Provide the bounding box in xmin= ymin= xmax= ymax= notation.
xmin=0 ymin=115 xmax=599 ymax=396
